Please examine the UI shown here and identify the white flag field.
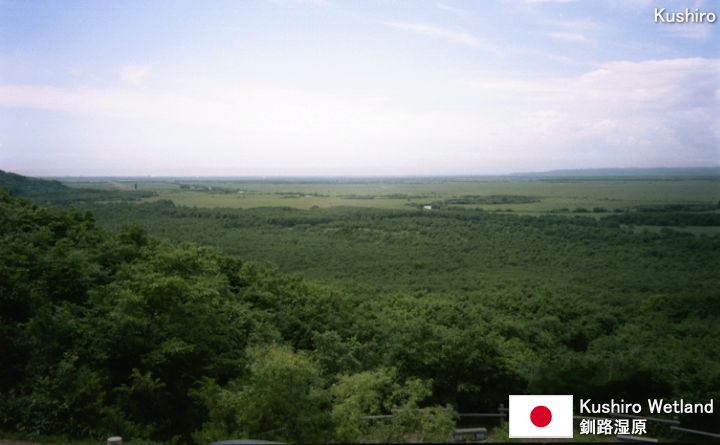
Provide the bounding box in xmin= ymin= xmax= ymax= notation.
xmin=509 ymin=395 xmax=574 ymax=438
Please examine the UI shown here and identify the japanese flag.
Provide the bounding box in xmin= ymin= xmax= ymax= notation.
xmin=509 ymin=395 xmax=574 ymax=438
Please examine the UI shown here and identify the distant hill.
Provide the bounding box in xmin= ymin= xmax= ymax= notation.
xmin=0 ymin=169 xmax=70 ymax=196
xmin=510 ymin=167 xmax=720 ymax=178
xmin=0 ymin=170 xmax=155 ymax=204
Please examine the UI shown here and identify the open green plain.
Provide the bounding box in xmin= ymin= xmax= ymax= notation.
xmin=62 ymin=176 xmax=720 ymax=213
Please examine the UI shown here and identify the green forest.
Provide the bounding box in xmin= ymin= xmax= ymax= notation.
xmin=1 ymin=171 xmax=719 ymax=443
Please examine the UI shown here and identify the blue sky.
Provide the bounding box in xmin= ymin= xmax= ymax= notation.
xmin=1 ymin=0 xmax=718 ymax=176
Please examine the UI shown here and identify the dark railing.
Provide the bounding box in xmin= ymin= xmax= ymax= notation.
xmin=670 ymin=425 xmax=720 ymax=440
xmin=360 ymin=402 xmax=719 ymax=443
xmin=360 ymin=404 xmax=506 ymax=442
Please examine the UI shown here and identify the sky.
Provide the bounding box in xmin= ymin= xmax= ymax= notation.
xmin=0 ymin=0 xmax=718 ymax=176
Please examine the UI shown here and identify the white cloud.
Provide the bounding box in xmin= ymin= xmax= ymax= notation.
xmin=524 ymin=0 xmax=577 ymax=3
xmin=267 ymin=0 xmax=329 ymax=5
xmin=547 ymin=32 xmax=590 ymax=42
xmin=378 ymin=20 xmax=499 ymax=53
xmin=437 ymin=2 xmax=469 ymax=16
xmin=464 ymin=58 xmax=720 ymax=166
xmin=1 ymin=58 xmax=717 ymax=174
xmin=120 ymin=65 xmax=150 ymax=87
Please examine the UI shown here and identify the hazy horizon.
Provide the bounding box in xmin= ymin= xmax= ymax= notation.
xmin=1 ymin=0 xmax=719 ymax=176
xmin=6 ymin=165 xmax=715 ymax=181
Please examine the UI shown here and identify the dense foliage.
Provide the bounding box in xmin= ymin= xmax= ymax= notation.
xmin=92 ymin=200 xmax=720 ymax=429
xmin=0 ymin=190 xmax=456 ymax=443
xmin=2 ymin=176 xmax=719 ymax=442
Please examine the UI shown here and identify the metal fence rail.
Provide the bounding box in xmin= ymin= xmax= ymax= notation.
xmin=358 ymin=402 xmax=719 ymax=443
xmin=671 ymin=425 xmax=720 ymax=439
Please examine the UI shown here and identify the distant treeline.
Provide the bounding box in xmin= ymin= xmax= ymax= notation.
xmin=443 ymin=194 xmax=539 ymax=205
xmin=600 ymin=202 xmax=720 ymax=226
xmin=605 ymin=212 xmax=720 ymax=227
xmin=402 ymin=194 xmax=539 ymax=209
xmin=0 ymin=170 xmax=155 ymax=204
xmin=86 ymin=198 xmax=720 ymax=231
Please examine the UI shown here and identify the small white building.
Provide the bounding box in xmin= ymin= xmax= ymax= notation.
xmin=423 ymin=205 xmax=432 ymax=210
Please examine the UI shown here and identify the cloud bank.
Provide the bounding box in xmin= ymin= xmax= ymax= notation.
xmin=1 ymin=58 xmax=718 ymax=175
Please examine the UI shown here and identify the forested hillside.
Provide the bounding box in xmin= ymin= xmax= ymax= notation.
xmin=87 ymin=200 xmax=720 ymax=432
xmin=0 ymin=190 xmax=458 ymax=443
xmin=0 ymin=170 xmax=155 ymax=205
xmin=2 ymin=175 xmax=719 ymax=443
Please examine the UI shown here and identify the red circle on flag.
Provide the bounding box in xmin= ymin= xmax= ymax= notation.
xmin=530 ymin=405 xmax=552 ymax=427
